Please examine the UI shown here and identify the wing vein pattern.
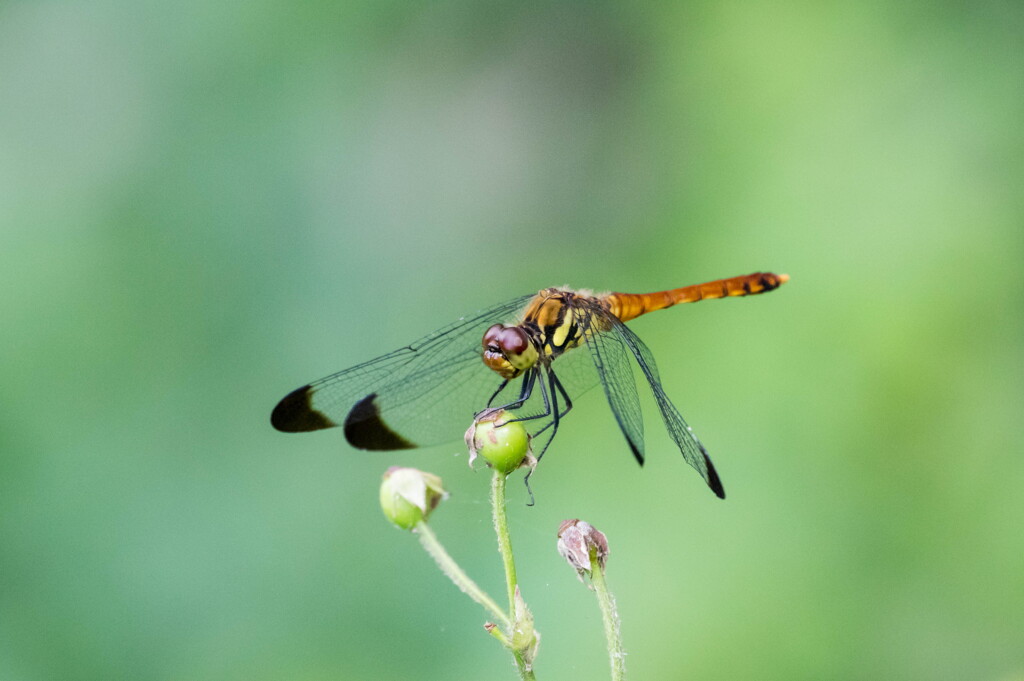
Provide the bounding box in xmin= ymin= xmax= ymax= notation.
xmin=606 ymin=317 xmax=725 ymax=497
xmin=285 ymin=294 xmax=535 ymax=447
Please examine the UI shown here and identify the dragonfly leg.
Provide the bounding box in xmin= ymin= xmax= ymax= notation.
xmin=521 ymin=369 xmax=555 ymax=506
xmin=550 ymin=368 xmax=573 ymax=415
xmin=484 ymin=366 xmax=575 ymax=505
xmin=527 ymin=369 xmax=573 ymax=439
xmin=508 ymin=369 xmax=536 ymax=410
xmin=522 ymin=366 xmax=579 ymax=503
xmin=479 ymin=370 xmax=536 ymax=424
xmin=496 ymin=366 xmax=557 ymax=428
xmin=483 ymin=379 xmax=510 ymax=409
xmin=489 ymin=368 xmax=539 ymax=421
xmin=532 ymin=367 xmax=573 ymax=459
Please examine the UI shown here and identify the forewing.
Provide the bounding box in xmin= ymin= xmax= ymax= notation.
xmin=609 ymin=319 xmax=726 ymax=498
xmin=271 ymin=294 xmax=535 ymax=449
xmin=570 ymin=301 xmax=646 ymax=464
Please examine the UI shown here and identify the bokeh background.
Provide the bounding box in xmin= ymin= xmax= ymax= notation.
xmin=2 ymin=2 xmax=1022 ymax=679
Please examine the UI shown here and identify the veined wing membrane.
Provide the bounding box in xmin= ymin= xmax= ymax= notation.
xmin=572 ymin=303 xmax=646 ymax=464
xmin=611 ymin=320 xmax=725 ymax=498
xmin=272 ymin=294 xmax=535 ymax=449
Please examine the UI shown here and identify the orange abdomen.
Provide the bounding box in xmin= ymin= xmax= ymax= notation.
xmin=605 ymin=272 xmax=789 ymax=323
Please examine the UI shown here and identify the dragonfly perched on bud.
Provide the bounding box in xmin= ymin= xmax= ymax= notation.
xmin=272 ymin=272 xmax=788 ymax=498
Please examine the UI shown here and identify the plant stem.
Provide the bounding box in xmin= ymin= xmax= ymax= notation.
xmin=486 ymin=627 xmax=536 ymax=680
xmin=491 ymin=472 xmax=538 ymax=680
xmin=491 ymin=471 xmax=518 ymax=613
xmin=590 ymin=549 xmax=625 ymax=681
xmin=414 ymin=520 xmax=510 ymax=629
xmin=514 ymin=651 xmax=537 ymax=681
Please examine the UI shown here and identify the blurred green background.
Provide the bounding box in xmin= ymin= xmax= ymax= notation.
xmin=2 ymin=1 xmax=1022 ymax=679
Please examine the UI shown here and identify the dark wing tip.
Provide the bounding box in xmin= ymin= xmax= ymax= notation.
xmin=703 ymin=450 xmax=726 ymax=499
xmin=271 ymin=385 xmax=338 ymax=432
xmin=343 ymin=393 xmax=416 ymax=451
xmin=628 ymin=439 xmax=645 ymax=466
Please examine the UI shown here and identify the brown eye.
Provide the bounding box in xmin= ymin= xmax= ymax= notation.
xmin=483 ymin=324 xmax=505 ymax=351
xmin=498 ymin=327 xmax=529 ymax=356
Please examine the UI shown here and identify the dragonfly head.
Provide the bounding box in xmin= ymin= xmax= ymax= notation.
xmin=482 ymin=324 xmax=538 ymax=379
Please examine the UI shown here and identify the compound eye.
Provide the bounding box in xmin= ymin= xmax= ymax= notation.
xmin=497 ymin=327 xmax=530 ymax=357
xmin=483 ymin=324 xmax=506 ymax=351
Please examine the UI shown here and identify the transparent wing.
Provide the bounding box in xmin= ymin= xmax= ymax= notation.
xmin=568 ymin=303 xmax=646 ymax=464
xmin=610 ymin=320 xmax=725 ymax=498
xmin=271 ymin=294 xmax=535 ymax=449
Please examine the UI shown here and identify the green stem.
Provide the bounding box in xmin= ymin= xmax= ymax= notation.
xmin=514 ymin=652 xmax=537 ymax=681
xmin=590 ymin=549 xmax=625 ymax=681
xmin=414 ymin=521 xmax=510 ymax=629
xmin=486 ymin=628 xmax=536 ymax=681
xmin=491 ymin=472 xmax=538 ymax=680
xmin=491 ymin=471 xmax=518 ymax=613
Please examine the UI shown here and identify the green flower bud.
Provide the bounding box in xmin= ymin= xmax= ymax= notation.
xmin=379 ymin=467 xmax=447 ymax=530
xmin=465 ymin=409 xmax=532 ymax=475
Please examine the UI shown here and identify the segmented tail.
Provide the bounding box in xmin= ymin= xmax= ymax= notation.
xmin=606 ymin=272 xmax=788 ymax=323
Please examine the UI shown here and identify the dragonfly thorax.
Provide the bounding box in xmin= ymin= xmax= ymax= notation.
xmin=482 ymin=323 xmax=540 ymax=379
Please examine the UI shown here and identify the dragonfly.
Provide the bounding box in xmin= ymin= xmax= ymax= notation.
xmin=271 ymin=272 xmax=788 ymax=498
